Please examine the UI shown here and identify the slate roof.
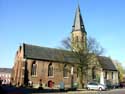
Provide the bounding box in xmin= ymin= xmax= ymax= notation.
xmin=72 ymin=5 xmax=86 ymax=33
xmin=0 ymin=68 xmax=12 ymax=73
xmin=23 ymin=43 xmax=117 ymax=71
xmin=23 ymin=43 xmax=77 ymax=63
xmin=98 ymin=56 xmax=117 ymax=71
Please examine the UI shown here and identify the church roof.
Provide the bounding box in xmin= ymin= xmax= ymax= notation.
xmin=23 ymin=43 xmax=117 ymax=71
xmin=98 ymin=56 xmax=117 ymax=71
xmin=23 ymin=43 xmax=78 ymax=64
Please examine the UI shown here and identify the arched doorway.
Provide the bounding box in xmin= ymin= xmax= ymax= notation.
xmin=48 ymin=80 xmax=53 ymax=88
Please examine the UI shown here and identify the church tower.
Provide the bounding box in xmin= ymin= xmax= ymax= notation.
xmin=71 ymin=5 xmax=87 ymax=52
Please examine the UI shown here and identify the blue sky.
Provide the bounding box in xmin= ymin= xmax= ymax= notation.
xmin=0 ymin=0 xmax=125 ymax=68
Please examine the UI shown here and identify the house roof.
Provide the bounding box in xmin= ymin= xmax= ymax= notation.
xmin=0 ymin=68 xmax=12 ymax=73
xmin=23 ymin=43 xmax=117 ymax=71
xmin=98 ymin=56 xmax=117 ymax=71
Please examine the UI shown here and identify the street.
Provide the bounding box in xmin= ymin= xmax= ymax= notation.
xmin=68 ymin=89 xmax=125 ymax=94
xmin=100 ymin=89 xmax=125 ymax=94
xmin=1 ymin=86 xmax=125 ymax=94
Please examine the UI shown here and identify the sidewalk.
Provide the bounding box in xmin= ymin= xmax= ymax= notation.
xmin=67 ymin=89 xmax=99 ymax=94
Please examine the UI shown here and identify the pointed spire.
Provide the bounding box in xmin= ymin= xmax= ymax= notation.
xmin=72 ymin=5 xmax=86 ymax=33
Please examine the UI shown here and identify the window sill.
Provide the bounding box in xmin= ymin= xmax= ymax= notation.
xmin=48 ymin=76 xmax=54 ymax=78
xmin=64 ymin=77 xmax=69 ymax=79
xmin=31 ymin=75 xmax=37 ymax=77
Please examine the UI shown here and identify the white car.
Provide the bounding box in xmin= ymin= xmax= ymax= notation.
xmin=86 ymin=82 xmax=106 ymax=91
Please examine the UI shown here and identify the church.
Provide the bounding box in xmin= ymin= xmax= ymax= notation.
xmin=11 ymin=6 xmax=119 ymax=89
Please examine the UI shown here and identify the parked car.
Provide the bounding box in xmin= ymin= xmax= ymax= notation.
xmin=120 ymin=82 xmax=125 ymax=88
xmin=86 ymin=82 xmax=107 ymax=91
xmin=112 ymin=84 xmax=120 ymax=89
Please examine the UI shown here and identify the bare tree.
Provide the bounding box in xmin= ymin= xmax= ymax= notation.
xmin=61 ymin=37 xmax=71 ymax=50
xmin=61 ymin=36 xmax=104 ymax=88
xmin=113 ymin=60 xmax=125 ymax=82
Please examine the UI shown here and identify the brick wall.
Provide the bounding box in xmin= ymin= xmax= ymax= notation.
xmin=26 ymin=59 xmax=77 ymax=88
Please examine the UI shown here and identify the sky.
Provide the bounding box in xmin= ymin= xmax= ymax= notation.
xmin=0 ymin=0 xmax=125 ymax=68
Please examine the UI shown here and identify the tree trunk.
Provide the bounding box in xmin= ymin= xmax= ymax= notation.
xmin=78 ymin=68 xmax=84 ymax=89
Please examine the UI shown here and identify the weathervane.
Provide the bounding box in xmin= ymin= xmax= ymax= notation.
xmin=77 ymin=0 xmax=80 ymax=6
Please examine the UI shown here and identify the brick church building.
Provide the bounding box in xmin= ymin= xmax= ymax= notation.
xmin=11 ymin=6 xmax=119 ymax=88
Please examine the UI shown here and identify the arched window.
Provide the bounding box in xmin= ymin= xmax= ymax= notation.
xmin=63 ymin=64 xmax=68 ymax=77
xmin=77 ymin=68 xmax=79 ymax=78
xmin=31 ymin=61 xmax=37 ymax=76
xmin=112 ymin=72 xmax=114 ymax=79
xmin=105 ymin=71 xmax=107 ymax=79
xmin=48 ymin=63 xmax=53 ymax=77
xmin=92 ymin=66 xmax=96 ymax=79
